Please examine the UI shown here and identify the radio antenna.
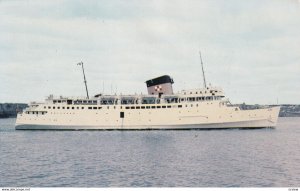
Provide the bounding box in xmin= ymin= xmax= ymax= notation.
xmin=199 ymin=51 xmax=207 ymax=88
xmin=77 ymin=61 xmax=89 ymax=99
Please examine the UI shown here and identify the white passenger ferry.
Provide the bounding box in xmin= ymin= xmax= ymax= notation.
xmin=15 ymin=73 xmax=280 ymax=130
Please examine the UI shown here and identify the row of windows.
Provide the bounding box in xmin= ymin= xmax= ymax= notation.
xmin=51 ymin=96 xmax=222 ymax=105
xmin=44 ymin=105 xmax=179 ymax=110
xmin=85 ymin=105 xmax=176 ymax=110
xmin=74 ymin=100 xmax=97 ymax=104
xmin=123 ymin=105 xmax=174 ymax=110
xmin=183 ymin=90 xmax=219 ymax=95
xmin=45 ymin=106 xmax=89 ymax=110
xmin=42 ymin=103 xmax=217 ymax=111
xmin=53 ymin=100 xmax=98 ymax=104
xmin=26 ymin=111 xmax=47 ymax=115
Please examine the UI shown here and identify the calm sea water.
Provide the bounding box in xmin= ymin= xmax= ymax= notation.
xmin=1 ymin=118 xmax=300 ymax=187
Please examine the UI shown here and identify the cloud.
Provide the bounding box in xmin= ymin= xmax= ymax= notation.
xmin=0 ymin=0 xmax=299 ymax=104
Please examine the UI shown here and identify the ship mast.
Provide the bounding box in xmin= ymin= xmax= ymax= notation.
xmin=77 ymin=61 xmax=89 ymax=99
xmin=199 ymin=51 xmax=207 ymax=88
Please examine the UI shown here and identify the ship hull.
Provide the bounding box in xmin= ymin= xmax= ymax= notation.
xmin=15 ymin=120 xmax=274 ymax=130
xmin=15 ymin=105 xmax=280 ymax=130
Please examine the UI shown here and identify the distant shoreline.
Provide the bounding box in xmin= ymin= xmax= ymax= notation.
xmin=0 ymin=103 xmax=28 ymax=118
xmin=1 ymin=103 xmax=299 ymax=118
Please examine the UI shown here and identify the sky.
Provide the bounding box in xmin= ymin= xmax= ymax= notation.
xmin=0 ymin=0 xmax=300 ymax=104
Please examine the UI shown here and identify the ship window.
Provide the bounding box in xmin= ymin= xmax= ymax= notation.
xmin=131 ymin=106 xmax=135 ymax=109
xmin=88 ymin=101 xmax=92 ymax=104
xmin=191 ymin=104 xmax=193 ymax=107
xmin=98 ymin=107 xmax=102 ymax=109
xmin=114 ymin=106 xmax=116 ymax=109
xmin=162 ymin=106 xmax=166 ymax=108
xmin=188 ymin=97 xmax=195 ymax=102
xmin=72 ymin=107 xmax=74 ymax=109
xmin=167 ymin=105 xmax=171 ymax=108
xmin=107 ymin=106 xmax=109 ymax=109
xmin=58 ymin=100 xmax=61 ymax=103
xmin=196 ymin=92 xmax=198 ymax=94
xmin=151 ymin=106 xmax=155 ymax=109
xmin=62 ymin=107 xmax=65 ymax=109
xmin=196 ymin=104 xmax=198 ymax=107
xmin=185 ymin=105 xmax=188 ymax=107
xmin=58 ymin=107 xmax=60 ymax=109
xmin=67 ymin=107 xmax=70 ymax=109
xmin=83 ymin=101 xmax=87 ymax=104
xmin=178 ymin=105 xmax=182 ymax=108
xmin=190 ymin=92 xmax=192 ymax=94
xmin=88 ymin=107 xmax=92 ymax=109
xmin=121 ymin=98 xmax=135 ymax=105
xmin=53 ymin=107 xmax=55 ymax=109
xmin=136 ymin=106 xmax=140 ymax=109
xmin=146 ymin=106 xmax=150 ymax=109
xmin=53 ymin=100 xmax=57 ymax=103
xmin=141 ymin=106 xmax=145 ymax=109
xmin=141 ymin=97 xmax=156 ymax=104
xmin=77 ymin=107 xmax=79 ymax=109
xmin=93 ymin=107 xmax=97 ymax=109
xmin=125 ymin=106 xmax=130 ymax=109
xmin=157 ymin=106 xmax=161 ymax=109
xmin=82 ymin=107 xmax=84 ymax=109
xmin=93 ymin=100 xmax=97 ymax=104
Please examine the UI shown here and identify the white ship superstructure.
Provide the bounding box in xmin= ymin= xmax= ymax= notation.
xmin=15 ymin=75 xmax=280 ymax=130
